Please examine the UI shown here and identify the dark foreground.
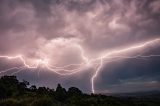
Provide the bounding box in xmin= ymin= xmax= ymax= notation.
xmin=0 ymin=76 xmax=160 ymax=106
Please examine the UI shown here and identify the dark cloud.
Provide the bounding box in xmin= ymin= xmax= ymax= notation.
xmin=96 ymin=49 xmax=160 ymax=93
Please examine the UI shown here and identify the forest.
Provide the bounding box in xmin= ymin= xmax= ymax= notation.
xmin=0 ymin=75 xmax=160 ymax=106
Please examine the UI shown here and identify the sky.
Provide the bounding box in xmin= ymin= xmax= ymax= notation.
xmin=0 ymin=0 xmax=160 ymax=93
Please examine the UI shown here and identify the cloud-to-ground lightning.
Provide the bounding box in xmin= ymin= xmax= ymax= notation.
xmin=90 ymin=38 xmax=160 ymax=93
xmin=91 ymin=58 xmax=103 ymax=94
xmin=0 ymin=38 xmax=160 ymax=93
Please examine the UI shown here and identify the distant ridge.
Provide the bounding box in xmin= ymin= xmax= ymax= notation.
xmin=106 ymin=90 xmax=160 ymax=98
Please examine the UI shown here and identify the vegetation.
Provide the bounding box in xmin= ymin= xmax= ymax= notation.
xmin=0 ymin=76 xmax=159 ymax=106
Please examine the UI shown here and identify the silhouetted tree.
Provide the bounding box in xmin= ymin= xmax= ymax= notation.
xmin=55 ymin=83 xmax=67 ymax=101
xmin=0 ymin=76 xmax=19 ymax=97
xmin=68 ymin=87 xmax=82 ymax=96
xmin=18 ymin=80 xmax=29 ymax=95
xmin=30 ymin=85 xmax=37 ymax=91
xmin=1 ymin=76 xmax=18 ymax=86
xmin=0 ymin=81 xmax=7 ymax=98
xmin=38 ymin=87 xmax=48 ymax=94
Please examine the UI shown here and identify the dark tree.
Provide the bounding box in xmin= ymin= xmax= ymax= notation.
xmin=0 ymin=80 xmax=7 ymax=98
xmin=30 ymin=85 xmax=37 ymax=91
xmin=1 ymin=76 xmax=18 ymax=86
xmin=68 ymin=87 xmax=82 ymax=96
xmin=55 ymin=84 xmax=67 ymax=101
xmin=18 ymin=80 xmax=29 ymax=89
xmin=0 ymin=76 xmax=19 ymax=97
xmin=37 ymin=87 xmax=48 ymax=94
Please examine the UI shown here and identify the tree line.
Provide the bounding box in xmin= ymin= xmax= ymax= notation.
xmin=0 ymin=75 xmax=159 ymax=106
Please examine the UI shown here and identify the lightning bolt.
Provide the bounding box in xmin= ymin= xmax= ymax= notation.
xmin=90 ymin=38 xmax=160 ymax=93
xmin=0 ymin=67 xmax=25 ymax=74
xmin=91 ymin=58 xmax=103 ymax=94
xmin=0 ymin=38 xmax=160 ymax=93
xmin=10 ymin=67 xmax=26 ymax=75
